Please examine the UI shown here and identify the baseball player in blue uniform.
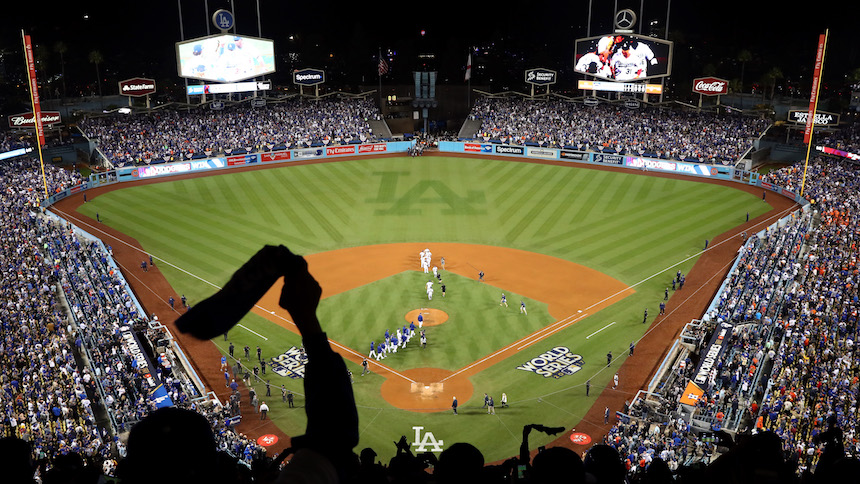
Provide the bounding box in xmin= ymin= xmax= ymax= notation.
xmin=500 ymin=293 xmax=507 ymax=307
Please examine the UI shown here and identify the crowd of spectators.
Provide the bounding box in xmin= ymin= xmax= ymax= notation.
xmin=599 ymin=151 xmax=860 ymax=482
xmin=0 ymin=157 xmax=111 ymax=471
xmin=0 ymin=156 xmax=252 ymax=481
xmin=468 ymin=97 xmax=770 ymax=163
xmin=78 ymin=98 xmax=382 ymax=167
xmin=1 ymin=132 xmax=32 ymax=153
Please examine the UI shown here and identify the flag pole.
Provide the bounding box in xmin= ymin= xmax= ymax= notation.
xmin=378 ymin=47 xmax=383 ymax=110
xmin=465 ymin=48 xmax=472 ymax=112
xmin=800 ymin=29 xmax=828 ymax=198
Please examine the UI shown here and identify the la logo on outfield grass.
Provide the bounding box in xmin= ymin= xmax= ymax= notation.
xmin=411 ymin=426 xmax=444 ymax=452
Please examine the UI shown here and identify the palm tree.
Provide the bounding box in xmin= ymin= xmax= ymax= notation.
xmin=737 ymin=49 xmax=752 ymax=93
xmin=763 ymin=67 xmax=784 ymax=101
xmin=88 ymin=49 xmax=104 ymax=99
xmin=54 ymin=41 xmax=68 ymax=100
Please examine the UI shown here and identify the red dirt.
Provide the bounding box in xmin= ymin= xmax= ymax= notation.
xmin=404 ymin=309 xmax=448 ymax=327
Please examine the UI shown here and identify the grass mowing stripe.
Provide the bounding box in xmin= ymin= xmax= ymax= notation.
xmin=627 ymin=173 xmax=657 ymax=206
xmin=325 ymin=162 xmax=365 ymax=203
xmin=533 ymin=168 xmax=588 ymax=236
xmin=483 ymin=160 xmax=523 ymax=190
xmin=107 ymin=212 xmax=229 ymax=278
xmin=106 ymin=188 xmax=303 ymax=273
xmin=601 ymin=171 xmax=637 ymax=214
xmin=570 ymin=192 xmax=723 ymax=263
xmin=211 ymin=173 xmax=248 ymax=217
xmin=536 ymin=178 xmax=710 ymax=252
xmin=147 ymin=183 xmax=315 ymax=251
xmin=567 ymin=170 xmax=612 ymax=225
xmin=267 ymin=169 xmax=317 ymax=239
xmin=278 ymin=174 xmax=345 ymax=245
xmin=323 ymin=160 xmax=365 ymax=194
xmin=234 ymin=171 xmax=279 ymax=225
xmin=490 ymin=163 xmax=541 ymax=211
xmin=290 ymin=167 xmax=352 ymax=226
xmin=303 ymin=164 xmax=359 ymax=221
xmin=572 ymin=193 xmax=706 ymax=258
xmin=253 ymin=170 xmax=314 ymax=236
xmin=594 ymin=201 xmax=739 ymax=274
xmin=503 ymin=167 xmax=576 ymax=244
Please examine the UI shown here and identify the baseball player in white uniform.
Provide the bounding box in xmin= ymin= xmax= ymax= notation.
xmin=610 ymin=39 xmax=657 ymax=80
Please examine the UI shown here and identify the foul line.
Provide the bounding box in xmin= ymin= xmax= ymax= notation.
xmin=586 ymin=321 xmax=616 ymax=340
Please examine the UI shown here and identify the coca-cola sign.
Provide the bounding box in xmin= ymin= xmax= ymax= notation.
xmin=119 ymin=77 xmax=157 ymax=97
xmin=8 ymin=111 xmax=62 ymax=128
xmin=692 ymin=77 xmax=729 ymax=96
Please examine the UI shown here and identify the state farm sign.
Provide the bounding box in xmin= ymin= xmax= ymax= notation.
xmin=692 ymin=77 xmax=729 ymax=96
xmin=119 ymin=77 xmax=157 ymax=97
xmin=8 ymin=111 xmax=62 ymax=129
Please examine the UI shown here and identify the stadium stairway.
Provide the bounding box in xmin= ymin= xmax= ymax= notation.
xmin=368 ymin=119 xmax=393 ymax=139
xmin=458 ymin=118 xmax=482 ymax=139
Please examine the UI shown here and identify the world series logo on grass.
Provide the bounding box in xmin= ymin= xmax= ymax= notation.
xmin=516 ymin=346 xmax=583 ymax=378
xmin=270 ymin=346 xmax=308 ymax=379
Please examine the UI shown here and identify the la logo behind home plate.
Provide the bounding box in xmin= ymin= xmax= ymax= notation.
xmin=411 ymin=426 xmax=444 ymax=452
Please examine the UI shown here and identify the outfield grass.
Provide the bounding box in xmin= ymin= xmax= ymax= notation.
xmin=78 ymin=156 xmax=770 ymax=462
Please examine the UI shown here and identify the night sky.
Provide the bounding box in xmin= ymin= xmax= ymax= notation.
xmin=2 ymin=1 xmax=857 ymax=105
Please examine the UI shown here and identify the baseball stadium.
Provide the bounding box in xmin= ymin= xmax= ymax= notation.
xmin=1 ymin=4 xmax=858 ymax=484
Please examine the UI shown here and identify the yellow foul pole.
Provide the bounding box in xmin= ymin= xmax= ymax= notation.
xmin=800 ymin=29 xmax=828 ymax=198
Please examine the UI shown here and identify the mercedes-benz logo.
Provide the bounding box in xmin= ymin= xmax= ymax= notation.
xmin=615 ymin=9 xmax=636 ymax=30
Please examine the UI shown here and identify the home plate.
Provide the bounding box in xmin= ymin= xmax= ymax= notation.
xmin=410 ymin=382 xmax=443 ymax=396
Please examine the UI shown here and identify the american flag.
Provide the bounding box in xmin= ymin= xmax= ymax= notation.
xmin=378 ymin=57 xmax=389 ymax=76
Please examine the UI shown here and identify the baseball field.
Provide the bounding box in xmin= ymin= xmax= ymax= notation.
xmin=66 ymin=154 xmax=772 ymax=463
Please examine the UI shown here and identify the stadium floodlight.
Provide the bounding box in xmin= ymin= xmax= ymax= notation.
xmin=176 ymin=34 xmax=275 ymax=83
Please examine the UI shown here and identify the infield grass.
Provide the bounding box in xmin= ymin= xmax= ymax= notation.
xmin=78 ymin=156 xmax=771 ymax=462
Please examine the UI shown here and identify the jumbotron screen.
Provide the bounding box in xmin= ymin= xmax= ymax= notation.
xmin=176 ymin=34 xmax=275 ymax=83
xmin=574 ymin=34 xmax=672 ymax=81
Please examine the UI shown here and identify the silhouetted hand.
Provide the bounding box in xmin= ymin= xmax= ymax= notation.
xmin=175 ymin=245 xmax=295 ymax=340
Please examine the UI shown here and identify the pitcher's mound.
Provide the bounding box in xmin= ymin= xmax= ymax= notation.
xmin=381 ymin=367 xmax=473 ymax=413
xmin=404 ymin=308 xmax=448 ymax=327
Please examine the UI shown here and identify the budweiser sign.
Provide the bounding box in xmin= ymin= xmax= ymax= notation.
xmin=692 ymin=77 xmax=729 ymax=96
xmin=8 ymin=111 xmax=62 ymax=128
xmin=119 ymin=77 xmax=157 ymax=97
